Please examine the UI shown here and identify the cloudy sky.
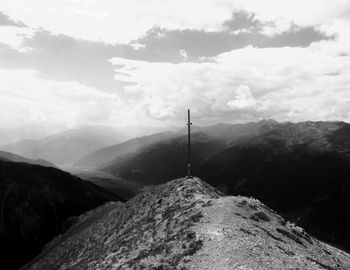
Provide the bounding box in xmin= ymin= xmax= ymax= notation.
xmin=1 ymin=0 xmax=350 ymax=142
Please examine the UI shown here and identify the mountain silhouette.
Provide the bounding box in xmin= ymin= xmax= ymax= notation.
xmin=75 ymin=120 xmax=275 ymax=172
xmin=0 ymin=159 xmax=122 ymax=269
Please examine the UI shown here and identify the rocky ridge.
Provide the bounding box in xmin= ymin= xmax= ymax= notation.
xmin=23 ymin=178 xmax=350 ymax=270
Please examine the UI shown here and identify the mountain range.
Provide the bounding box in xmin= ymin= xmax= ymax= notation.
xmin=1 ymin=125 xmax=179 ymax=166
xmin=89 ymin=120 xmax=350 ymax=251
xmin=1 ymin=126 xmax=125 ymax=165
xmin=74 ymin=120 xmax=274 ymax=172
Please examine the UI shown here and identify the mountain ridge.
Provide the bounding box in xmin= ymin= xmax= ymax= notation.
xmin=0 ymin=150 xmax=56 ymax=167
xmin=1 ymin=126 xmax=127 ymax=165
xmin=75 ymin=131 xmax=178 ymax=170
xmin=23 ymin=177 xmax=350 ymax=270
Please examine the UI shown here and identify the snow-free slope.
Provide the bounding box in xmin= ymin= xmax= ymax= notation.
xmin=24 ymin=178 xmax=350 ymax=270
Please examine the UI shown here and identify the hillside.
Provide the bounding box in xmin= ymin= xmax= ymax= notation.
xmin=74 ymin=120 xmax=276 ymax=171
xmin=0 ymin=150 xmax=56 ymax=167
xmin=104 ymin=132 xmax=227 ymax=184
xmin=0 ymin=159 xmax=122 ymax=270
xmin=75 ymin=131 xmax=177 ymax=170
xmin=200 ymin=121 xmax=350 ymax=249
xmin=23 ymin=178 xmax=350 ymax=270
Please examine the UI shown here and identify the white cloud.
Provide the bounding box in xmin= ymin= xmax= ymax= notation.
xmin=0 ymin=25 xmax=34 ymax=51
xmin=179 ymin=49 xmax=188 ymax=61
xmin=0 ymin=69 xmax=125 ymax=131
xmin=227 ymin=85 xmax=256 ymax=110
xmin=144 ymin=96 xmax=176 ymax=120
xmin=231 ymin=0 xmax=350 ymax=27
xmin=0 ymin=0 xmax=231 ymax=43
xmin=110 ymin=35 xmax=350 ymax=123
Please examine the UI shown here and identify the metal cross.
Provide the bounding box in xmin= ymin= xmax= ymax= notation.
xmin=187 ymin=109 xmax=192 ymax=178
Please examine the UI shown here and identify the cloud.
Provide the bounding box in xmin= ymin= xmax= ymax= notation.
xmin=0 ymin=11 xmax=25 ymax=27
xmin=0 ymin=68 xmax=122 ymax=132
xmin=110 ymin=38 xmax=350 ymax=124
xmin=144 ymin=96 xmax=177 ymax=120
xmin=131 ymin=10 xmax=332 ymax=62
xmin=0 ymin=67 xmax=170 ymax=145
xmin=223 ymin=10 xmax=263 ymax=31
xmin=0 ymin=12 xmax=33 ymax=51
xmin=0 ymin=9 xmax=333 ymax=93
xmin=179 ymin=49 xmax=188 ymax=61
xmin=0 ymin=26 xmax=34 ymax=51
xmin=0 ymin=0 xmax=233 ymax=43
xmin=1 ymin=0 xmax=347 ymax=44
xmin=230 ymin=0 xmax=350 ymax=27
xmin=0 ymin=30 xmax=135 ymax=92
xmin=227 ymin=86 xmax=257 ymax=110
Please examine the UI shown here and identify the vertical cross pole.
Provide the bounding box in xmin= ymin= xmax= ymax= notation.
xmin=187 ymin=109 xmax=192 ymax=178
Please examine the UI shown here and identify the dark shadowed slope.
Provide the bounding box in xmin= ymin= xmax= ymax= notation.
xmin=200 ymin=121 xmax=350 ymax=250
xmin=0 ymin=159 xmax=122 ymax=270
xmin=23 ymin=178 xmax=350 ymax=270
xmin=75 ymin=131 xmax=177 ymax=170
xmin=0 ymin=150 xmax=56 ymax=167
xmin=74 ymin=120 xmax=274 ymax=171
xmin=104 ymin=132 xmax=227 ymax=184
xmin=2 ymin=126 xmax=128 ymax=165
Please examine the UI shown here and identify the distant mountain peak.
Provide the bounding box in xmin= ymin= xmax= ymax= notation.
xmin=24 ymin=177 xmax=350 ymax=270
xmin=257 ymin=118 xmax=279 ymax=125
xmin=0 ymin=150 xmax=55 ymax=167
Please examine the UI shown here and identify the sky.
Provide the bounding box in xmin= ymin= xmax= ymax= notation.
xmin=1 ymin=0 xmax=350 ymax=142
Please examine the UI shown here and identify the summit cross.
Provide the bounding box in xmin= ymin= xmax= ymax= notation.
xmin=186 ymin=109 xmax=192 ymax=178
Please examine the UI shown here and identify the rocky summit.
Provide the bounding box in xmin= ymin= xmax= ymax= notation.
xmin=23 ymin=178 xmax=350 ymax=270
